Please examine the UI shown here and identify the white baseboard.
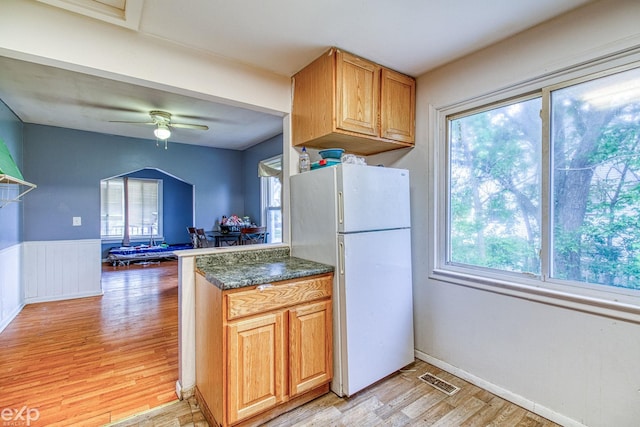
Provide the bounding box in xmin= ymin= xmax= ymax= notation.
xmin=414 ymin=350 xmax=585 ymax=427
xmin=175 ymin=380 xmax=194 ymax=400
xmin=0 ymin=303 xmax=24 ymax=334
xmin=24 ymin=290 xmax=103 ymax=304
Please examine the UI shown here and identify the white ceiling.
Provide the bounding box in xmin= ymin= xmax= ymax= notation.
xmin=0 ymin=0 xmax=593 ymax=150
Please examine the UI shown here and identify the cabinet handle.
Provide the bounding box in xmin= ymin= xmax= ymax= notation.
xmin=339 ymin=241 xmax=345 ymax=275
xmin=256 ymin=284 xmax=273 ymax=291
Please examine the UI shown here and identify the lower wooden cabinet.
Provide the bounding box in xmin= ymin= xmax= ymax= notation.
xmin=289 ymin=300 xmax=332 ymax=396
xmin=195 ymin=273 xmax=333 ymax=427
xmin=227 ymin=311 xmax=285 ymax=424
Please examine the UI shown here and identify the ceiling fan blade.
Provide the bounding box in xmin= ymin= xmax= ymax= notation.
xmin=175 ymin=113 xmax=218 ymax=121
xmin=170 ymin=123 xmax=209 ymax=130
xmin=31 ymin=94 xmax=145 ymax=114
xmin=109 ymin=120 xmax=156 ymax=125
xmin=75 ymin=101 xmax=142 ymax=113
xmin=108 ymin=111 xmax=208 ymax=133
xmin=177 ymin=113 xmax=236 ymax=124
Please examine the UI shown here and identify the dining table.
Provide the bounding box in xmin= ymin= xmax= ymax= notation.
xmin=207 ymin=230 xmax=242 ymax=247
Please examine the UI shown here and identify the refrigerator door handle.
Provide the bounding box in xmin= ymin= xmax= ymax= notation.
xmin=338 ymin=191 xmax=344 ymax=225
xmin=339 ymin=240 xmax=345 ymax=275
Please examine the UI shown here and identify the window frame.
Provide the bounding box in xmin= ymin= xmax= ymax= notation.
xmin=100 ymin=178 xmax=125 ymax=239
xmin=260 ymin=155 xmax=282 ymax=244
xmin=432 ymin=53 xmax=640 ymax=320
xmin=445 ymin=92 xmax=543 ymax=277
xmin=100 ymin=177 xmax=163 ymax=241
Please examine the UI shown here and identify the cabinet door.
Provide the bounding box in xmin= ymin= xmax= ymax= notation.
xmin=289 ymin=300 xmax=333 ymax=396
xmin=380 ymin=68 xmax=415 ymax=143
xmin=336 ymin=50 xmax=380 ymax=137
xmin=227 ymin=312 xmax=285 ymax=424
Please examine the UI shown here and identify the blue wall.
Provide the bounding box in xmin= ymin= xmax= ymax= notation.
xmin=241 ymin=134 xmax=283 ymax=225
xmin=23 ymin=124 xmax=245 ymax=243
xmin=0 ymin=101 xmax=24 ymax=251
xmin=124 ymin=168 xmax=193 ymax=244
xmin=100 ymin=168 xmax=194 ymax=257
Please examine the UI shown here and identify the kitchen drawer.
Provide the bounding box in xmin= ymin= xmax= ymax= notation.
xmin=226 ymin=274 xmax=332 ymax=320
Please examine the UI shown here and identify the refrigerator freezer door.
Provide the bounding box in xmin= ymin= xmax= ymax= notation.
xmin=337 ymin=164 xmax=411 ymax=233
xmin=337 ymin=228 xmax=414 ymax=396
xmin=290 ymin=166 xmax=338 ymax=266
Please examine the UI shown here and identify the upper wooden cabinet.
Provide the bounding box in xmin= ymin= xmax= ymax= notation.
xmin=335 ymin=51 xmax=380 ymax=138
xmin=292 ymin=47 xmax=415 ymax=155
xmin=380 ymin=68 xmax=416 ymax=143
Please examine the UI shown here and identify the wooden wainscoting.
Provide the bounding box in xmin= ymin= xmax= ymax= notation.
xmin=0 ymin=243 xmax=23 ymax=332
xmin=0 ymin=260 xmax=179 ymax=426
xmin=23 ymin=239 xmax=103 ymax=303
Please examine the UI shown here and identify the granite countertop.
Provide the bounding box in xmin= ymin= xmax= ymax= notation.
xmin=195 ymin=247 xmax=334 ymax=290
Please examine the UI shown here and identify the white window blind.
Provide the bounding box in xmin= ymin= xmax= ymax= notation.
xmin=127 ymin=179 xmax=159 ymax=236
xmin=101 ymin=177 xmax=161 ymax=240
xmin=101 ymin=179 xmax=124 ymax=237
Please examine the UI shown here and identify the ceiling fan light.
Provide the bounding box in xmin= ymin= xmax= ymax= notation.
xmin=154 ymin=124 xmax=171 ymax=140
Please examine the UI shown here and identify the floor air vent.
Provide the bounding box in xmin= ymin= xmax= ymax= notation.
xmin=418 ymin=372 xmax=460 ymax=396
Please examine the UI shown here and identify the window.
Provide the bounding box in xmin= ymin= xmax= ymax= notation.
xmin=444 ymin=64 xmax=640 ymax=299
xmin=101 ymin=178 xmax=124 ymax=238
xmin=259 ymin=155 xmax=282 ymax=243
xmin=550 ymin=68 xmax=640 ymax=288
xmin=100 ymin=177 xmax=162 ymax=240
xmin=449 ymin=96 xmax=542 ymax=275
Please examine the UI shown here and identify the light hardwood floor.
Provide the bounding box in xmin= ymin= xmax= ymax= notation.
xmin=0 ymin=260 xmax=180 ymax=426
xmin=1 ymin=260 xmax=559 ymax=427
xmin=261 ymin=358 xmax=560 ymax=427
xmin=110 ymin=357 xmax=560 ymax=427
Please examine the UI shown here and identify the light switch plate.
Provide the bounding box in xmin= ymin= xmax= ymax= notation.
xmin=73 ymin=216 xmax=82 ymax=226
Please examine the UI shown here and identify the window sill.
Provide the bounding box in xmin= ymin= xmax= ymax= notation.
xmin=101 ymin=237 xmax=165 ymax=245
xmin=430 ymin=268 xmax=640 ymax=324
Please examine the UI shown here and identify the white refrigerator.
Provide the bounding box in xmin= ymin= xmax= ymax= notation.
xmin=290 ymin=164 xmax=414 ymax=397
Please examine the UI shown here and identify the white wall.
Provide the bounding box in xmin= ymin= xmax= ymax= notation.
xmin=373 ymin=1 xmax=640 ymax=426
xmin=0 ymin=244 xmax=23 ymax=333
xmin=0 ymin=0 xmax=291 ymax=116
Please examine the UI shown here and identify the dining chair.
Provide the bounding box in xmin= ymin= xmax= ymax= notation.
xmin=187 ymin=227 xmax=198 ymax=248
xmin=196 ymin=228 xmax=212 ymax=248
xmin=240 ymin=226 xmax=267 ymax=245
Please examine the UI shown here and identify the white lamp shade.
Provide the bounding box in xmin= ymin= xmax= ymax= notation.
xmin=154 ymin=124 xmax=171 ymax=140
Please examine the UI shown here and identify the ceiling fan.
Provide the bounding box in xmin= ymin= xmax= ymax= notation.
xmin=111 ymin=110 xmax=209 ymax=148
